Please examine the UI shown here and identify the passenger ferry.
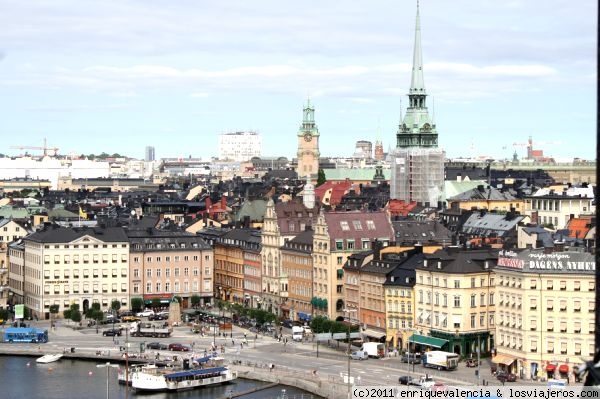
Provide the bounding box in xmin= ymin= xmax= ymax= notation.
xmin=130 ymin=356 xmax=237 ymax=392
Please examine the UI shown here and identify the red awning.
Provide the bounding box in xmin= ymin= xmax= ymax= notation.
xmin=559 ymin=364 xmax=569 ymax=374
xmin=546 ymin=364 xmax=556 ymax=372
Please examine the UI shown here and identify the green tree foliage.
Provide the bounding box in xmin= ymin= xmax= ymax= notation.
xmin=110 ymin=300 xmax=121 ymax=314
xmin=86 ymin=303 xmax=103 ymax=321
xmin=49 ymin=304 xmax=59 ymax=320
xmin=190 ymin=295 xmax=201 ymax=308
xmin=317 ymin=168 xmax=326 ymax=187
xmin=310 ymin=315 xmax=359 ymax=334
xmin=0 ymin=308 xmax=9 ymax=322
xmin=131 ymin=297 xmax=143 ymax=312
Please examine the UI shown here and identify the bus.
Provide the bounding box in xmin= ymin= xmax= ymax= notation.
xmin=1 ymin=327 xmax=49 ymax=343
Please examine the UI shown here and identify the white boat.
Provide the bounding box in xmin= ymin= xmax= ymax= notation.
xmin=131 ymin=357 xmax=236 ymax=392
xmin=36 ymin=354 xmax=63 ymax=364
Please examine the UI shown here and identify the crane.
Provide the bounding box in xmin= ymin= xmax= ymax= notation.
xmin=10 ymin=138 xmax=59 ymax=156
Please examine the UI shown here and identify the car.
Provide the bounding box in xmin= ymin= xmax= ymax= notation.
xmin=401 ymin=353 xmax=421 ymax=364
xmin=168 ymin=343 xmax=190 ymax=352
xmin=136 ymin=309 xmax=155 ymax=317
xmin=148 ymin=313 xmax=167 ymax=321
xmin=465 ymin=358 xmax=478 ymax=367
xmin=432 ymin=382 xmax=447 ymax=392
xmin=282 ymin=319 xmax=293 ymax=329
xmin=303 ymin=326 xmax=312 ymax=334
xmin=350 ymin=351 xmax=368 ymax=360
xmin=146 ymin=342 xmax=168 ymax=350
xmin=122 ymin=315 xmax=141 ymax=322
xmin=496 ymin=371 xmax=517 ymax=383
xmin=102 ymin=328 xmax=122 ymax=337
xmin=398 ymin=376 xmax=413 ymax=385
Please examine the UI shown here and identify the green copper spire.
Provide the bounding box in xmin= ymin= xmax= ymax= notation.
xmin=409 ymin=0 xmax=426 ymax=96
xmin=396 ymin=0 xmax=437 ymax=149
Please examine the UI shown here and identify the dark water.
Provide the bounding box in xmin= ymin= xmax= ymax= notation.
xmin=0 ymin=356 xmax=319 ymax=399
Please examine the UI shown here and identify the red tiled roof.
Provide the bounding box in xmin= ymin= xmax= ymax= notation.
xmin=387 ymin=199 xmax=418 ymax=216
xmin=315 ymin=181 xmax=352 ymax=207
xmin=566 ymin=217 xmax=592 ymax=239
xmin=324 ymin=210 xmax=393 ymax=250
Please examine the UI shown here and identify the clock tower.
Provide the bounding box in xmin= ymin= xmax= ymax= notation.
xmin=296 ymin=99 xmax=320 ymax=178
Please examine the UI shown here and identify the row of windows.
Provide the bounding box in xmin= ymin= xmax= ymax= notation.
xmin=527 ymin=298 xmax=594 ymax=312
xmin=44 ymin=298 xmax=128 ymax=309
xmin=417 ymin=292 xmax=495 ymax=307
xmin=44 ymin=244 xmax=126 ymax=249
xmin=417 ymin=276 xmax=494 ymax=288
xmin=44 ymin=283 xmax=127 ymax=295
xmin=500 ymin=319 xmax=595 ymax=333
xmin=499 ymin=336 xmax=594 ymax=357
xmin=135 ymin=267 xmax=209 ymax=278
xmin=386 ymin=301 xmax=413 ymax=313
xmin=44 ymin=254 xmax=126 ymax=264
xmin=134 ymin=255 xmax=207 ymax=263
xmin=387 ymin=318 xmax=413 ymax=329
xmin=132 ymin=242 xmax=202 ymax=250
xmin=132 ymin=279 xmax=211 ymax=294
xmin=43 ymin=269 xmax=127 ymax=279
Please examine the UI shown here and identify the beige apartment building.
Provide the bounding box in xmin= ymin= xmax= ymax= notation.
xmin=128 ymin=229 xmax=214 ymax=309
xmin=414 ymin=248 xmax=497 ymax=357
xmin=13 ymin=226 xmax=130 ymax=319
xmin=496 ymin=248 xmax=595 ymax=380
xmin=313 ymin=210 xmax=393 ymax=319
xmin=525 ymin=185 xmax=594 ymax=229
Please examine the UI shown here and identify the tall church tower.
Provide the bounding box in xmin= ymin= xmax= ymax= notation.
xmin=296 ymin=99 xmax=320 ymax=178
xmin=390 ymin=1 xmax=445 ymax=206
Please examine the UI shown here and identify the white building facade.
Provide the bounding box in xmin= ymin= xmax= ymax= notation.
xmin=218 ymin=131 xmax=261 ymax=162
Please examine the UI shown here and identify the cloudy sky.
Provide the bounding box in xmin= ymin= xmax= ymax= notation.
xmin=0 ymin=0 xmax=596 ymax=161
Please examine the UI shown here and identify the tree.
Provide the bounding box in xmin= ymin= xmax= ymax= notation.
xmin=71 ymin=309 xmax=82 ymax=323
xmin=317 ymin=168 xmax=326 ymax=187
xmin=131 ymin=297 xmax=143 ymax=313
xmin=110 ymin=300 xmax=121 ymax=315
xmin=0 ymin=308 xmax=9 ymax=322
xmin=87 ymin=303 xmax=103 ymax=323
xmin=67 ymin=304 xmax=81 ymax=324
xmin=190 ymin=295 xmax=201 ymax=308
xmin=49 ymin=304 xmax=59 ymax=322
xmin=174 ymin=296 xmax=183 ymax=306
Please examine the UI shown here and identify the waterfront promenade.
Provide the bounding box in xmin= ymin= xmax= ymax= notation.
xmin=0 ymin=319 xmax=560 ymax=398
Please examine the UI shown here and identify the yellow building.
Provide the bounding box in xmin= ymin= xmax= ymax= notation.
xmin=496 ymin=249 xmax=595 ymax=380
xmin=447 ymin=184 xmax=525 ymax=213
xmin=414 ymin=248 xmax=497 ymax=357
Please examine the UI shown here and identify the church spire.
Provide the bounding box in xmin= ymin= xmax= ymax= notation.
xmin=409 ymin=0 xmax=426 ymax=98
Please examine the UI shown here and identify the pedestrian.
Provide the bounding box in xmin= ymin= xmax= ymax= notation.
xmin=244 ymin=332 xmax=247 ymax=339
xmin=232 ymin=339 xmax=235 ymax=346
xmin=240 ymin=342 xmax=243 ymax=349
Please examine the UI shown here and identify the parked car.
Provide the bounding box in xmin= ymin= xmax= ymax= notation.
xmin=350 ymin=351 xmax=368 ymax=361
xmin=398 ymin=376 xmax=413 ymax=385
xmin=148 ymin=313 xmax=167 ymax=321
xmin=136 ymin=309 xmax=155 ymax=317
xmin=122 ymin=315 xmax=141 ymax=322
xmin=401 ymin=353 xmax=421 ymax=364
xmin=146 ymin=342 xmax=168 ymax=350
xmin=168 ymin=343 xmax=190 ymax=352
xmin=496 ymin=371 xmax=517 ymax=383
xmin=102 ymin=328 xmax=122 ymax=337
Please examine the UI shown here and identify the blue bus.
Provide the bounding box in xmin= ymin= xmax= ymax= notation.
xmin=1 ymin=327 xmax=48 ymax=343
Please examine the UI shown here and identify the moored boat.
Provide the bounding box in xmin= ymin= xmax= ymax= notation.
xmin=36 ymin=354 xmax=63 ymax=364
xmin=131 ymin=357 xmax=236 ymax=392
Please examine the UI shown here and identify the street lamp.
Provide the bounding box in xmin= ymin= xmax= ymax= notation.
xmin=476 ymin=334 xmax=481 ymax=386
xmin=343 ymin=308 xmax=357 ymax=398
xmin=97 ymin=362 xmax=119 ymax=399
xmin=405 ymin=328 xmax=418 ymax=374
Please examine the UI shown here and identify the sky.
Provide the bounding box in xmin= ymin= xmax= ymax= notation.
xmin=0 ymin=0 xmax=596 ymax=161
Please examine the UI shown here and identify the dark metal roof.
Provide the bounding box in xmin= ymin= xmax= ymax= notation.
xmin=26 ymin=225 xmax=129 ymax=243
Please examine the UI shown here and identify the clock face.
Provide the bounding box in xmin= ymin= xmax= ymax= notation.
xmin=304 ymin=133 xmax=312 ymax=142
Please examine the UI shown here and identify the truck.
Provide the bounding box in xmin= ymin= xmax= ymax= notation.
xmin=130 ymin=321 xmax=172 ymax=338
xmin=422 ymin=350 xmax=459 ymax=371
xmin=360 ymin=342 xmax=385 ymax=358
xmin=291 ymin=326 xmax=304 ymax=341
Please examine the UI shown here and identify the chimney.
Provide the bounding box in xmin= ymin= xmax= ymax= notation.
xmin=414 ymin=243 xmax=423 ymax=254
xmin=477 ymin=185 xmax=485 ymax=193
xmin=373 ymin=239 xmax=382 ymax=261
xmin=205 ymin=197 xmax=212 ymax=209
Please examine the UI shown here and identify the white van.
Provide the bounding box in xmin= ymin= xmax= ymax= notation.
xmin=292 ymin=326 xmax=304 ymax=341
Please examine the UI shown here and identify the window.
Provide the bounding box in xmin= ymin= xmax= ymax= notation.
xmin=480 ymin=293 xmax=485 ymax=306
xmin=530 ymin=298 xmax=537 ymax=310
xmin=530 ymin=340 xmax=537 ymax=353
xmin=559 ymin=280 xmax=566 ymax=290
xmin=174 ymin=268 xmax=180 ymax=277
xmin=546 ymin=280 xmax=553 ymax=290
xmin=165 ymin=269 xmax=171 ymax=277
xmin=560 ymin=321 xmax=567 ymax=333
xmin=352 ymin=221 xmax=362 ymax=230
xmin=470 ymin=314 xmax=476 ymax=328
xmin=453 ymin=296 xmax=460 ymax=307
xmin=574 ymin=301 xmax=581 ymax=312
xmin=454 ymin=280 xmax=460 ymax=289
xmin=146 ymin=282 xmax=152 ymax=293
xmin=366 ymin=220 xmax=375 ymax=230
xmin=471 ymin=278 xmax=476 ymax=288
xmin=574 ymin=281 xmax=580 ymax=291
xmin=547 ymin=341 xmax=554 ymax=354
xmin=530 ymin=279 xmax=537 ymax=289
xmin=530 ymin=319 xmax=537 ymax=331
xmin=546 ymin=299 xmax=553 ymax=311
xmin=340 ymin=221 xmax=350 ymax=231
xmin=335 ymin=240 xmax=343 ymax=250
xmin=337 ymin=256 xmax=343 ymax=265
xmin=589 ymin=301 xmax=596 ymax=313
xmin=470 ymin=295 xmax=476 ymax=307
xmin=346 ymin=240 xmax=354 ymax=250
xmin=480 ymin=314 xmax=485 ymax=327
xmin=489 ymin=293 xmax=494 ymax=305
xmin=146 ymin=269 xmax=152 ymax=278
xmin=547 ymin=320 xmax=554 ymax=332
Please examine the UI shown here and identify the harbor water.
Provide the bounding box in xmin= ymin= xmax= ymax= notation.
xmin=0 ymin=356 xmax=319 ymax=399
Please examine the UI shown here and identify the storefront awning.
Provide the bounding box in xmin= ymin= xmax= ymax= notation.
xmin=297 ymin=312 xmax=311 ymax=321
xmin=546 ymin=364 xmax=556 ymax=372
xmin=492 ymin=354 xmax=516 ymax=365
xmin=408 ymin=334 xmax=448 ymax=348
xmin=362 ymin=328 xmax=386 ymax=340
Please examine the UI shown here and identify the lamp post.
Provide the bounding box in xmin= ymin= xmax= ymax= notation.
xmin=405 ymin=328 xmax=418 ymax=374
xmin=476 ymin=334 xmax=481 ymax=386
xmin=97 ymin=362 xmax=119 ymax=399
xmin=343 ymin=308 xmax=357 ymax=398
